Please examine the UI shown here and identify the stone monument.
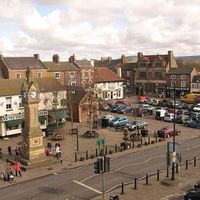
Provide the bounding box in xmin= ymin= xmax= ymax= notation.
xmin=20 ymin=67 xmax=46 ymax=166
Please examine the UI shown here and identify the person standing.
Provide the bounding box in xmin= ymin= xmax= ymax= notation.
xmin=14 ymin=160 xmax=22 ymax=177
xmin=55 ymin=146 xmax=61 ymax=160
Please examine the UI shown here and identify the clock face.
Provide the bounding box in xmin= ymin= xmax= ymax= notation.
xmin=30 ymin=90 xmax=38 ymax=98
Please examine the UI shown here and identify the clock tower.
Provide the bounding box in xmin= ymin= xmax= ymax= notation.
xmin=20 ymin=67 xmax=45 ymax=165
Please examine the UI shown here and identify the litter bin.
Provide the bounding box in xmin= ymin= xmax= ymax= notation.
xmin=110 ymin=195 xmax=119 ymax=200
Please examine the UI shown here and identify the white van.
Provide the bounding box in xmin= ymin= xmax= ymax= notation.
xmin=164 ymin=113 xmax=175 ymax=122
xmin=155 ymin=109 xmax=167 ymax=120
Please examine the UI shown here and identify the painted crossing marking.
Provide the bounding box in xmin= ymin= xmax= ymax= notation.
xmin=73 ymin=180 xmax=102 ymax=194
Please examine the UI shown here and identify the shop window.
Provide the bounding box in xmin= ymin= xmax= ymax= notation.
xmin=6 ymin=97 xmax=12 ymax=110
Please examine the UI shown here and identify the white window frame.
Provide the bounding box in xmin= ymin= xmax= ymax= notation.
xmin=19 ymin=96 xmax=23 ymax=108
xmin=37 ymin=72 xmax=42 ymax=78
xmin=171 ymin=81 xmax=176 ymax=87
xmin=6 ymin=97 xmax=12 ymax=110
xmin=69 ymin=72 xmax=75 ymax=79
xmin=16 ymin=73 xmax=21 ymax=79
xmin=127 ymin=71 xmax=130 ymax=77
xmin=54 ymin=72 xmax=60 ymax=79
xmin=181 ymin=81 xmax=186 ymax=87
xmin=181 ymin=75 xmax=186 ymax=79
xmin=171 ymin=75 xmax=176 ymax=79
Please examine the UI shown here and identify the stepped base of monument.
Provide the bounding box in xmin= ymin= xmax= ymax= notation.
xmin=17 ymin=156 xmax=59 ymax=170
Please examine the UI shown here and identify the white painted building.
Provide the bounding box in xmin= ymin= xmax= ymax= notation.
xmin=94 ymin=67 xmax=124 ymax=100
xmin=0 ymin=78 xmax=66 ymax=137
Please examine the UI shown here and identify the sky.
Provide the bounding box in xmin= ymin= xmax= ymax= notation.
xmin=0 ymin=0 xmax=200 ymax=60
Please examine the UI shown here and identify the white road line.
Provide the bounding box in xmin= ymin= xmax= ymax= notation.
xmin=73 ymin=180 xmax=102 ymax=195
xmin=80 ymin=174 xmax=98 ymax=183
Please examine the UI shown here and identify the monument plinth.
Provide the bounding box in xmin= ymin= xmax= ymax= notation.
xmin=20 ymin=67 xmax=56 ymax=167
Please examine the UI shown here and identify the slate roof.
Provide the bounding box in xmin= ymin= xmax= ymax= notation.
xmin=75 ymin=60 xmax=93 ymax=68
xmin=44 ymin=61 xmax=79 ymax=72
xmin=94 ymin=67 xmax=124 ymax=83
xmin=140 ymin=54 xmax=169 ymax=64
xmin=192 ymin=75 xmax=200 ymax=83
xmin=3 ymin=57 xmax=47 ymax=70
xmin=66 ymin=85 xmax=87 ymax=104
xmin=166 ymin=66 xmax=195 ymax=75
xmin=0 ymin=78 xmax=65 ymax=96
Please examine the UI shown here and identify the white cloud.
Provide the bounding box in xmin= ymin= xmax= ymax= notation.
xmin=0 ymin=0 xmax=200 ymax=59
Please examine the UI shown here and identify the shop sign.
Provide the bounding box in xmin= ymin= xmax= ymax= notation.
xmin=3 ymin=114 xmax=24 ymax=122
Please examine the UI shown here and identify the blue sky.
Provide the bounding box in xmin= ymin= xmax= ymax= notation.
xmin=0 ymin=0 xmax=200 ymax=60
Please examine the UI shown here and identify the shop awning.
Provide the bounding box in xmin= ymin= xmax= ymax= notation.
xmin=5 ymin=119 xmax=23 ymax=127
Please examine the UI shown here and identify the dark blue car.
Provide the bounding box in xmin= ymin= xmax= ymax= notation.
xmin=184 ymin=120 xmax=200 ymax=129
xmin=118 ymin=106 xmax=134 ymax=114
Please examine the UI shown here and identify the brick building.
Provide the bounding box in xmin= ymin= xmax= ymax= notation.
xmin=191 ymin=75 xmax=200 ymax=94
xmin=134 ymin=51 xmax=178 ymax=97
xmin=166 ymin=66 xmax=198 ymax=98
xmin=43 ymin=54 xmax=80 ymax=86
xmin=0 ymin=54 xmax=49 ymax=79
xmin=95 ymin=55 xmax=137 ymax=95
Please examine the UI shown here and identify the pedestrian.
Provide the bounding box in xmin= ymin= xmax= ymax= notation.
xmin=15 ymin=147 xmax=19 ymax=156
xmin=8 ymin=146 xmax=12 ymax=155
xmin=55 ymin=142 xmax=61 ymax=148
xmin=14 ymin=160 xmax=22 ymax=177
xmin=55 ymin=146 xmax=61 ymax=160
xmin=47 ymin=141 xmax=52 ymax=150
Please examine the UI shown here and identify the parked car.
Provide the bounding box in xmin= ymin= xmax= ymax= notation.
xmin=176 ymin=109 xmax=189 ymax=116
xmin=155 ymin=109 xmax=167 ymax=120
xmin=175 ymin=115 xmax=190 ymax=124
xmin=184 ymin=188 xmax=200 ymax=200
xmin=146 ymin=98 xmax=154 ymax=105
xmin=138 ymin=96 xmax=148 ymax=104
xmin=189 ymin=112 xmax=200 ymax=121
xmin=99 ymin=102 xmax=111 ymax=111
xmin=118 ymin=106 xmax=134 ymax=114
xmin=184 ymin=120 xmax=200 ymax=129
xmin=111 ymin=104 xmax=125 ymax=113
xmin=152 ymin=99 xmax=160 ymax=106
xmin=194 ymin=181 xmax=200 ymax=189
xmin=164 ymin=113 xmax=175 ymax=122
xmin=102 ymin=115 xmax=115 ymax=122
xmin=101 ymin=115 xmax=115 ymax=128
xmin=156 ymin=127 xmax=180 ymax=138
xmin=193 ymin=104 xmax=200 ymax=112
xmin=110 ymin=116 xmax=128 ymax=127
xmin=138 ymin=104 xmax=154 ymax=112
xmin=126 ymin=120 xmax=148 ymax=131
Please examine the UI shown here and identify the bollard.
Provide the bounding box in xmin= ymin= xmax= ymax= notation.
xmin=155 ymin=136 xmax=158 ymax=143
xmin=194 ymin=157 xmax=196 ymax=167
xmin=176 ymin=163 xmax=179 ymax=174
xmin=186 ymin=160 xmax=188 ymax=170
xmin=86 ymin=150 xmax=88 ymax=160
xmin=75 ymin=153 xmax=77 ymax=162
xmin=157 ymin=170 xmax=159 ymax=181
xmin=115 ymin=144 xmax=117 ymax=153
xmin=96 ymin=148 xmax=98 ymax=157
xmin=132 ymin=141 xmax=134 ymax=149
xmin=134 ymin=178 xmax=137 ymax=189
xmin=148 ymin=137 xmax=150 ymax=145
xmin=166 ymin=166 xmax=169 ymax=177
xmin=105 ymin=146 xmax=108 ymax=155
xmin=121 ymin=182 xmax=124 ymax=194
xmin=146 ymin=174 xmax=149 ymax=184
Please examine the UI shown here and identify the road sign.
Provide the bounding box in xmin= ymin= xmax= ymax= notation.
xmin=97 ymin=138 xmax=105 ymax=146
xmin=167 ymin=142 xmax=181 ymax=166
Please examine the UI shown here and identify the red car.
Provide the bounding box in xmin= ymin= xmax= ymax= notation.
xmin=157 ymin=127 xmax=180 ymax=138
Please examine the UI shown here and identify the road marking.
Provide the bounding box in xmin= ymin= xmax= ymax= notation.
xmin=73 ymin=180 xmax=102 ymax=194
xmin=80 ymin=174 xmax=98 ymax=183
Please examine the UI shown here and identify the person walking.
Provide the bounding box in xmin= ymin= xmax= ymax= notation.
xmin=55 ymin=146 xmax=61 ymax=160
xmin=8 ymin=146 xmax=12 ymax=155
xmin=14 ymin=160 xmax=22 ymax=177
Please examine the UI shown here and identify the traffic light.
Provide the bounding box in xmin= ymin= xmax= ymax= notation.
xmin=104 ymin=156 xmax=110 ymax=173
xmin=94 ymin=158 xmax=102 ymax=174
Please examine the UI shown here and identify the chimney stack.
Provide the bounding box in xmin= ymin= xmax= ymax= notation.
xmin=108 ymin=56 xmax=112 ymax=62
xmin=34 ymin=54 xmax=39 ymax=60
xmin=69 ymin=54 xmax=75 ymax=63
xmin=53 ymin=54 xmax=59 ymax=64
xmin=168 ymin=50 xmax=173 ymax=69
xmin=117 ymin=67 xmax=122 ymax=77
xmin=137 ymin=52 xmax=143 ymax=60
xmin=121 ymin=55 xmax=125 ymax=64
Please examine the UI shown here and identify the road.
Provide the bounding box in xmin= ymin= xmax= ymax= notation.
xmin=1 ymin=135 xmax=200 ymax=200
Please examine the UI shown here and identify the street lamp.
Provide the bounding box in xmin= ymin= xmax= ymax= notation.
xmin=155 ymin=83 xmax=158 ymax=98
xmin=171 ymin=84 xmax=176 ymax=180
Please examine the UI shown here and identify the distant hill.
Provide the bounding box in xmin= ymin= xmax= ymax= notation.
xmin=176 ymin=56 xmax=200 ymax=62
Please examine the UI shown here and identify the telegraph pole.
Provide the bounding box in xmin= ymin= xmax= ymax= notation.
xmin=171 ymin=84 xmax=176 ymax=180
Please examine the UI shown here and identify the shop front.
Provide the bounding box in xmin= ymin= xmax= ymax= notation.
xmin=0 ymin=110 xmax=48 ymax=137
xmin=166 ymin=87 xmax=190 ymax=98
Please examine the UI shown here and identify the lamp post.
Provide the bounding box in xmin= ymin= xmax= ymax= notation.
xmin=171 ymin=84 xmax=176 ymax=180
xmin=155 ymin=83 xmax=158 ymax=98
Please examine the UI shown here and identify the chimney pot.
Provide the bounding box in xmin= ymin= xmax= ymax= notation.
xmin=121 ymin=55 xmax=125 ymax=64
xmin=34 ymin=54 xmax=39 ymax=60
xmin=53 ymin=54 xmax=59 ymax=64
